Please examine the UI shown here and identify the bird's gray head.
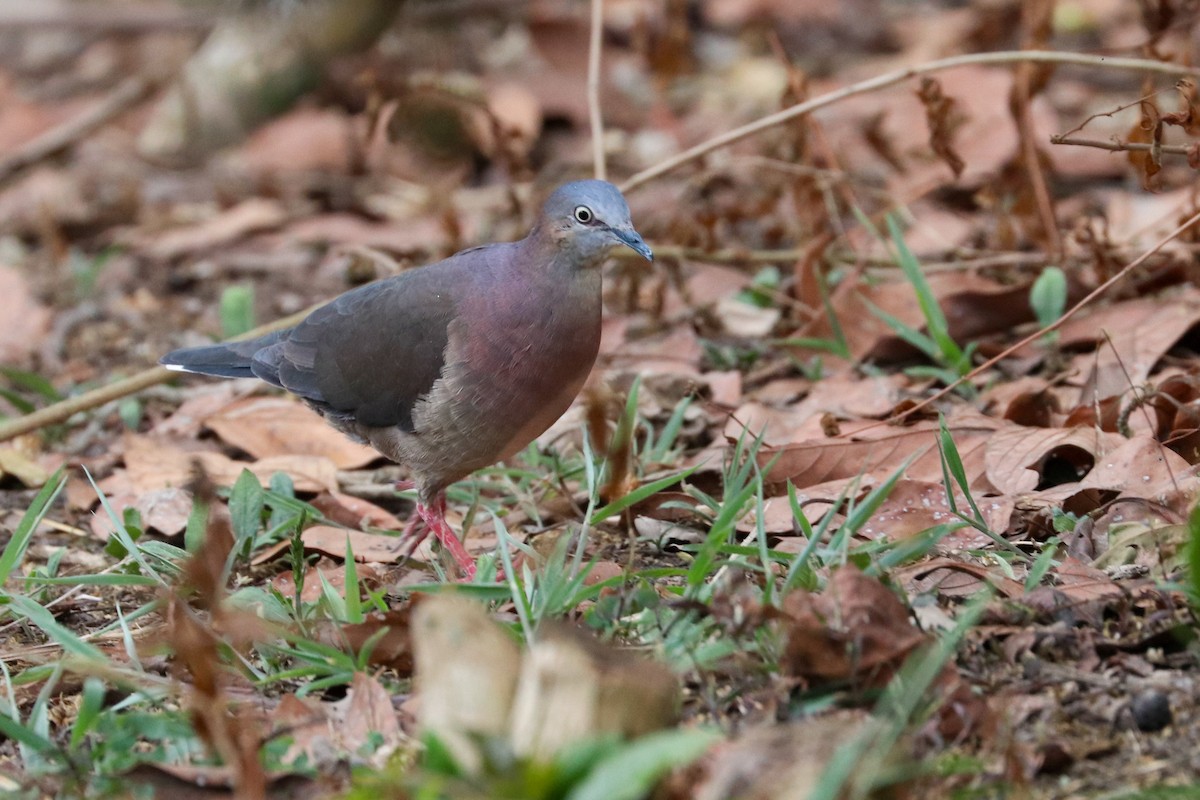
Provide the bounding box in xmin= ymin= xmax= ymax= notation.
xmin=538 ymin=180 xmax=653 ymax=265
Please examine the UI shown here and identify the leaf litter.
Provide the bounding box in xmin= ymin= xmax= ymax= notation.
xmin=4 ymin=2 xmax=1200 ymax=798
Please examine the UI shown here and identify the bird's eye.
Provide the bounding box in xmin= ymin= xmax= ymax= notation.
xmin=573 ymin=205 xmax=594 ymax=224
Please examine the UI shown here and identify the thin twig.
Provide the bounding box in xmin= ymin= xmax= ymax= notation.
xmin=587 ymin=0 xmax=607 ymax=181
xmin=1050 ymin=134 xmax=1195 ymax=156
xmin=883 ymin=205 xmax=1200 ymax=424
xmin=0 ymin=77 xmax=154 ymax=188
xmin=1012 ymin=65 xmax=1063 ymax=257
xmin=620 ymin=50 xmax=1200 ymax=194
xmin=0 ymin=308 xmax=316 ymax=442
xmin=1058 ymin=91 xmax=1166 ymax=139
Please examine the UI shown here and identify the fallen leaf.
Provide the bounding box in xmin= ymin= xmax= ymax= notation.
xmin=760 ymin=413 xmax=1001 ymax=490
xmin=337 ymin=671 xmax=404 ymax=765
xmin=692 ymin=714 xmax=866 ymax=800
xmin=205 ymin=396 xmax=379 ymax=468
xmin=309 ymin=491 xmax=404 ymax=530
xmin=0 ymin=265 xmax=50 ymax=366
xmin=271 ymin=559 xmax=380 ymax=604
xmin=781 ymin=566 xmax=927 ymax=686
xmin=112 ymin=434 xmax=340 ymax=495
xmin=0 ymin=447 xmax=49 ymax=487
xmin=984 ymin=424 xmax=1127 ymax=494
xmin=152 ymin=382 xmax=250 ymax=437
xmin=893 ymin=557 xmax=1025 ymax=599
xmin=88 ymin=486 xmax=194 ymax=539
xmin=136 ymin=198 xmax=288 ymax=261
xmin=300 ymin=525 xmax=415 ymax=563
xmin=1052 ymin=291 xmax=1200 ymax=403
xmin=232 ymin=106 xmax=354 ymax=173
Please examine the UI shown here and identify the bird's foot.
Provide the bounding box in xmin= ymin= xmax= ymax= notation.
xmin=399 ymin=512 xmax=430 ymax=551
xmin=416 ymin=498 xmax=477 ymax=581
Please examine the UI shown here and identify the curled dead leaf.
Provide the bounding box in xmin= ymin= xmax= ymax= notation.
xmin=781 ymin=566 xmax=926 ymax=686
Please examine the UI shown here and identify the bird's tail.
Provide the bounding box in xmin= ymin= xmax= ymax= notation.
xmin=160 ymin=330 xmax=287 ymax=379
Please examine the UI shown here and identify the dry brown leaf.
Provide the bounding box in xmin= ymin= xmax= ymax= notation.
xmin=857 ymin=479 xmax=1006 ymax=543
xmin=608 ymin=325 xmax=704 ymax=378
xmin=337 ymin=608 xmax=414 ymax=672
xmin=714 ymin=295 xmax=780 ymax=337
xmin=894 ymin=557 xmax=1025 ymax=599
xmin=1051 ymin=557 xmax=1124 ymax=604
xmin=309 ymin=491 xmax=404 ymax=531
xmin=271 ymin=559 xmax=380 ymax=604
xmin=781 ymin=566 xmax=926 ymax=686
xmin=984 ymin=425 xmax=1128 ymax=495
xmin=827 ymin=65 xmax=1057 ymax=198
xmin=1127 ymin=95 xmax=1162 ymax=190
xmin=137 ymin=198 xmax=288 ymax=261
xmin=271 ymin=694 xmax=335 ymax=772
xmin=300 ymin=525 xmax=416 ymax=564
xmin=122 ymin=762 xmax=311 ymax=799
xmin=1003 ymin=387 xmax=1062 ymax=428
xmin=152 ymin=382 xmax=250 ymax=437
xmin=917 ymin=76 xmax=966 ymax=178
xmin=282 ymin=213 xmax=448 ymax=255
xmin=679 ymin=261 xmax=754 ymax=311
xmin=746 ymin=473 xmax=1010 ymax=547
xmin=1052 ymin=291 xmax=1200 ymax=403
xmin=477 ymin=81 xmax=542 ymax=160
xmin=788 ymin=272 xmax=1024 ymax=364
xmin=760 ymin=414 xmax=1001 ymax=490
xmin=110 ymin=433 xmax=340 ymax=495
xmin=691 ymin=713 xmax=867 ymax=800
xmin=338 ymin=672 xmax=404 ymax=765
xmin=88 ymin=486 xmax=195 ymax=539
xmin=0 ymin=265 xmax=50 ymax=367
xmin=0 ymin=447 xmax=49 ymax=487
xmin=1065 ymin=438 xmax=1200 ymax=520
xmin=232 ymin=106 xmax=355 ymax=174
xmin=729 ymin=373 xmax=910 ymax=446
xmin=205 ymin=396 xmax=379 ymax=469
xmin=522 ymin=13 xmax=637 ymax=129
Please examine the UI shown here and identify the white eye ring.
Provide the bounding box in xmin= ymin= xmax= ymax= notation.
xmin=573 ymin=205 xmax=594 ymax=224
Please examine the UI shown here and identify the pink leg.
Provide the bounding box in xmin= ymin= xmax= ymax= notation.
xmin=417 ymin=494 xmax=476 ymax=580
xmin=399 ymin=510 xmax=431 ymax=550
xmin=396 ymin=483 xmax=476 ymax=579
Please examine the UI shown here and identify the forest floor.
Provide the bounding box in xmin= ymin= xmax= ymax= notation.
xmin=3 ymin=1 xmax=1200 ymax=798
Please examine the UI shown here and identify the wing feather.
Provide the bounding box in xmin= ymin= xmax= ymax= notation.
xmin=251 ymin=259 xmax=475 ymax=432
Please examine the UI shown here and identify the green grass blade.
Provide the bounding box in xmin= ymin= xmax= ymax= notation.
xmin=589 ymin=466 xmax=698 ymax=525
xmin=565 ymin=729 xmax=720 ymax=800
xmin=0 ymin=468 xmax=65 ymax=586
xmin=4 ymin=595 xmax=108 ymax=662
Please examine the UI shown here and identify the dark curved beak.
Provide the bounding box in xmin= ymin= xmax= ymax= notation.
xmin=612 ymin=227 xmax=654 ymax=262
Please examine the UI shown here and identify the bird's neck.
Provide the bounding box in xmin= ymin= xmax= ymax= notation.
xmin=524 ymin=227 xmax=610 ymax=271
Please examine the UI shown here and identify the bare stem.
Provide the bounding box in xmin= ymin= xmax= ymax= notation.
xmin=1051 ymin=134 xmax=1195 ymax=156
xmin=620 ymin=50 xmax=1200 ymax=194
xmin=0 ymin=307 xmax=316 ymax=442
xmin=588 ymin=0 xmax=607 ymax=181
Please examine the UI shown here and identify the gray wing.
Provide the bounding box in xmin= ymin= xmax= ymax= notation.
xmin=251 ymin=263 xmax=469 ymax=433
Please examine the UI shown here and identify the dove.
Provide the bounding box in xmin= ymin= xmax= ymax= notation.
xmin=162 ymin=180 xmax=652 ymax=578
